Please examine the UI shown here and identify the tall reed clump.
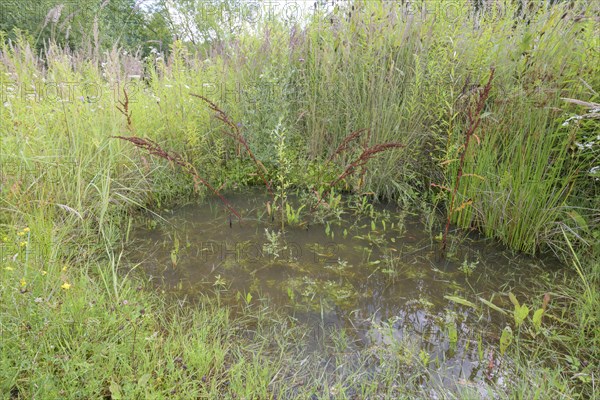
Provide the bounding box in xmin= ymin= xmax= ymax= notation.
xmin=292 ymin=1 xmax=512 ymax=203
xmin=441 ymin=68 xmax=495 ymax=253
xmin=290 ymin=0 xmax=599 ymax=254
xmin=438 ymin=1 xmax=600 ymax=255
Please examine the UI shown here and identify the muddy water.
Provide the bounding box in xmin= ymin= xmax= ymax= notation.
xmin=128 ymin=189 xmax=562 ymax=389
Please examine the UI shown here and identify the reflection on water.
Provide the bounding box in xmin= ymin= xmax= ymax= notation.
xmin=128 ymin=189 xmax=562 ymax=391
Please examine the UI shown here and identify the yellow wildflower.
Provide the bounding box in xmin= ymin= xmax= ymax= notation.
xmin=20 ymin=277 xmax=26 ymax=287
xmin=41 ymin=270 xmax=47 ymax=276
xmin=61 ymin=282 xmax=72 ymax=290
xmin=17 ymin=231 xmax=25 ymax=237
xmin=62 ymin=265 xmax=68 ymax=272
xmin=20 ymin=241 xmax=27 ymax=247
xmin=23 ymin=227 xmax=30 ymax=233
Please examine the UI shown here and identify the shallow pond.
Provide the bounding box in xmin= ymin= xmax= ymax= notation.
xmin=127 ymin=189 xmax=563 ymax=392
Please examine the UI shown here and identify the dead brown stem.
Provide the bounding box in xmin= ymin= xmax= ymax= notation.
xmin=112 ymin=135 xmax=242 ymax=221
xmin=189 ymin=93 xmax=275 ymax=199
xmin=314 ymin=137 xmax=405 ymax=209
xmin=116 ymin=88 xmax=133 ymax=132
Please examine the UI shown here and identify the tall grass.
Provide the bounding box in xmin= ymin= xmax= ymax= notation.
xmin=292 ymin=0 xmax=599 ymax=254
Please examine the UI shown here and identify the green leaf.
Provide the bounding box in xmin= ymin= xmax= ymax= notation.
xmin=444 ymin=295 xmax=477 ymax=309
xmin=477 ymin=335 xmax=484 ymax=362
xmin=508 ymin=292 xmax=520 ymax=308
xmin=567 ymin=210 xmax=589 ymax=234
xmin=500 ymin=326 xmax=513 ymax=356
xmin=532 ymin=308 xmax=544 ymax=330
xmin=418 ymin=349 xmax=430 ymax=366
xmin=478 ymin=297 xmax=508 ymax=315
xmin=110 ymin=381 xmax=122 ymax=399
xmin=447 ymin=322 xmax=458 ymax=344
xmin=514 ymin=305 xmax=530 ymax=327
xmin=138 ymin=373 xmax=151 ymax=387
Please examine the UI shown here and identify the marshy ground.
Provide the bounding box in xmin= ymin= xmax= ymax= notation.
xmin=1 ymin=1 xmax=599 ymax=398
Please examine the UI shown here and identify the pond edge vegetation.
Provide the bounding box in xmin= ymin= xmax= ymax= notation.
xmin=1 ymin=1 xmax=598 ymax=398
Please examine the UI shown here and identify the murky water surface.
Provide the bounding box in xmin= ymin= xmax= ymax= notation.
xmin=128 ymin=189 xmax=563 ymax=390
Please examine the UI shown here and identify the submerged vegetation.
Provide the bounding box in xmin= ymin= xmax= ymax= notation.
xmin=1 ymin=0 xmax=599 ymax=398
